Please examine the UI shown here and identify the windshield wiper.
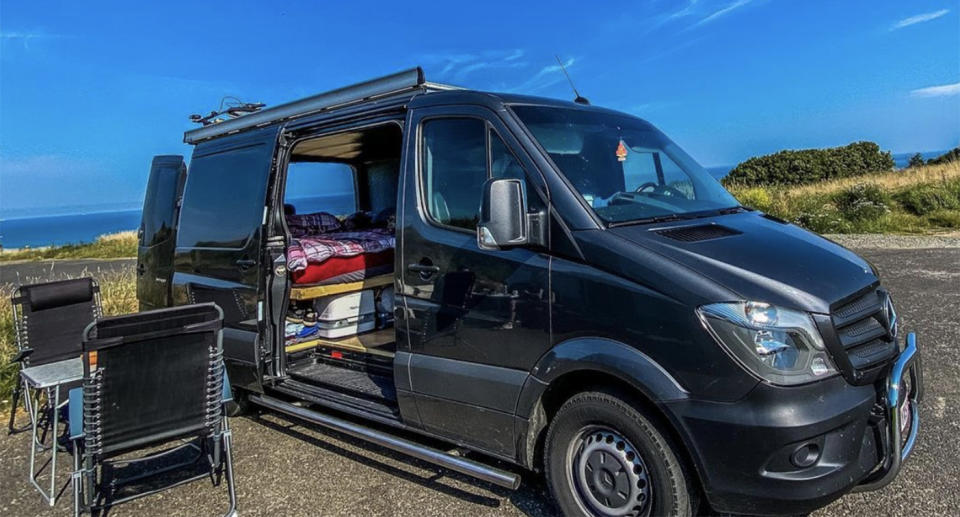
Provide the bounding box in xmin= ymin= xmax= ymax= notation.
xmin=718 ymin=205 xmax=750 ymax=215
xmin=609 ymin=213 xmax=691 ymax=227
xmin=608 ymin=206 xmax=749 ymax=228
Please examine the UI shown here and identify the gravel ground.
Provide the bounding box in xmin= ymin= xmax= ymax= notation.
xmin=825 ymin=233 xmax=960 ymax=249
xmin=1 ymin=246 xmax=957 ymax=516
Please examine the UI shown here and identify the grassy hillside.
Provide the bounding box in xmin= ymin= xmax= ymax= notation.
xmin=0 ymin=230 xmax=137 ymax=262
xmin=1 ymin=269 xmax=138 ymax=409
xmin=727 ymin=161 xmax=960 ymax=234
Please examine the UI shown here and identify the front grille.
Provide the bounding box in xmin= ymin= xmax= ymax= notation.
xmin=829 ymin=288 xmax=898 ymax=378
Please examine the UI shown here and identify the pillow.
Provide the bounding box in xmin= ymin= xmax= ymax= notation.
xmin=287 ymin=212 xmax=342 ymax=237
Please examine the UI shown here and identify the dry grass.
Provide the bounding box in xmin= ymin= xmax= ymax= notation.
xmin=0 ymin=230 xmax=137 ymax=262
xmin=775 ymin=161 xmax=960 ymax=199
xmin=95 ymin=230 xmax=137 ymax=243
xmin=1 ymin=269 xmax=138 ymax=409
xmin=727 ymin=162 xmax=960 ymax=234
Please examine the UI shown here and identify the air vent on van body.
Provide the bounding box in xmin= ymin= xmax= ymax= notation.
xmin=655 ymin=224 xmax=741 ymax=242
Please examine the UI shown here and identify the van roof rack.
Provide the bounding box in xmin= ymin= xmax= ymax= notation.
xmin=184 ymin=66 xmax=457 ymax=144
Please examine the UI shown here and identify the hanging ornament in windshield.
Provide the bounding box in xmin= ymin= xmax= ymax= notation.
xmin=616 ymin=139 xmax=628 ymax=162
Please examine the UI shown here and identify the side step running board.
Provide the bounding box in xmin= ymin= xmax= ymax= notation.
xmin=248 ymin=394 xmax=521 ymax=490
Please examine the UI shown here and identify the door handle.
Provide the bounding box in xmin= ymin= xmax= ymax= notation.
xmin=136 ymin=263 xmax=145 ymax=276
xmin=407 ymin=263 xmax=440 ymax=273
xmin=236 ymin=258 xmax=256 ymax=270
xmin=408 ymin=262 xmax=440 ymax=281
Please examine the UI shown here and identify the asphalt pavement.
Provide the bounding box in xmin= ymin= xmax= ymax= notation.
xmin=1 ymin=247 xmax=957 ymax=516
xmin=0 ymin=258 xmax=136 ymax=285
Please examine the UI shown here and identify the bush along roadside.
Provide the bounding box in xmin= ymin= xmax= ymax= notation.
xmin=724 ymin=141 xmax=895 ymax=187
xmin=728 ymin=162 xmax=960 ymax=234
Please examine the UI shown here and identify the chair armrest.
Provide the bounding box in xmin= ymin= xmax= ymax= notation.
xmin=68 ymin=387 xmax=84 ymax=440
xmin=222 ymin=370 xmax=233 ymax=404
xmin=10 ymin=348 xmax=34 ymax=364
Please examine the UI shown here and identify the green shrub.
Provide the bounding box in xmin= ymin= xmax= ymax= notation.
xmin=734 ymin=187 xmax=773 ymax=211
xmin=894 ymin=182 xmax=960 ymax=215
xmin=927 ymin=147 xmax=960 ymax=165
xmin=724 ymin=141 xmax=895 ymax=187
xmin=833 ymin=183 xmax=890 ymax=222
xmin=907 ymin=153 xmax=925 ymax=168
xmin=926 ymin=210 xmax=960 ymax=228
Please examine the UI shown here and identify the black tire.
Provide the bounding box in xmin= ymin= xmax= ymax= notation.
xmin=544 ymin=389 xmax=696 ymax=517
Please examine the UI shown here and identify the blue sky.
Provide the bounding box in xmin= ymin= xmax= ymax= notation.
xmin=1 ymin=0 xmax=958 ymax=217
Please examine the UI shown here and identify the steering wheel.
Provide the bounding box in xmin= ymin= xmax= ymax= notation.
xmin=635 ymin=182 xmax=685 ymax=198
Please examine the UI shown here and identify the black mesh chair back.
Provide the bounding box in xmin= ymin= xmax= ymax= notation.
xmin=12 ymin=278 xmax=102 ymax=366
xmin=81 ymin=303 xmax=224 ymax=457
xmin=8 ymin=277 xmax=101 ymax=434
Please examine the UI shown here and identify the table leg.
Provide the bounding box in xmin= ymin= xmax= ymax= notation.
xmin=23 ymin=379 xmax=35 ymax=437
xmin=50 ymin=386 xmax=60 ymax=506
xmin=27 ymin=385 xmax=38 ymax=493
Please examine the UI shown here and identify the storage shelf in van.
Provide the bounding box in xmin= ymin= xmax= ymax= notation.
xmin=285 ymin=327 xmax=395 ymax=357
xmin=289 ymin=274 xmax=393 ymax=301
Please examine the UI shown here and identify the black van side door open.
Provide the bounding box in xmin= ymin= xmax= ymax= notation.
xmin=137 ymin=155 xmax=187 ymax=311
xmin=171 ymin=127 xmax=280 ymax=392
xmin=398 ymin=105 xmax=551 ymax=458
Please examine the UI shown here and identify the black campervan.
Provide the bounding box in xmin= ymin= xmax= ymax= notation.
xmin=136 ymin=67 xmax=923 ymax=516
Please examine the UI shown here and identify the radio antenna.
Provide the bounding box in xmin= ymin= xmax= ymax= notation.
xmin=555 ymin=55 xmax=589 ymax=105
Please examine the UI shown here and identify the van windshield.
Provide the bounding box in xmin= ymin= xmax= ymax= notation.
xmin=511 ymin=105 xmax=739 ymax=225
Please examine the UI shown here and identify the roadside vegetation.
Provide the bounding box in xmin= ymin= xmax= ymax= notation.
xmin=0 ymin=269 xmax=139 ymax=409
xmin=724 ymin=141 xmax=895 ymax=187
xmin=727 ymin=160 xmax=960 ymax=234
xmin=0 ymin=230 xmax=137 ymax=262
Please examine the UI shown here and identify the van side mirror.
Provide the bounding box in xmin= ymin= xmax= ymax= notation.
xmin=477 ymin=178 xmax=545 ymax=250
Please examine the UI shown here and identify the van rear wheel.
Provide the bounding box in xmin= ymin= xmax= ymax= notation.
xmin=544 ymin=390 xmax=694 ymax=517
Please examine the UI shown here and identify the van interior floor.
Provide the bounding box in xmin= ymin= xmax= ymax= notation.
xmin=277 ymin=344 xmax=401 ymax=423
xmin=287 ymin=360 xmax=396 ymax=402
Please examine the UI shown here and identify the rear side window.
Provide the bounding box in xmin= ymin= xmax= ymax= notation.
xmin=177 ymin=145 xmax=271 ymax=248
xmin=421 ymin=118 xmax=487 ymax=230
xmin=141 ymin=163 xmax=181 ymax=247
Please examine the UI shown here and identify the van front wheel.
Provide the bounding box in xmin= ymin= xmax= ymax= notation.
xmin=544 ymin=390 xmax=694 ymax=517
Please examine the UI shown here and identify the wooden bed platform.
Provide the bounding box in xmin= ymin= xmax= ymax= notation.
xmin=289 ymin=273 xmax=393 ymax=301
xmin=285 ymin=327 xmax=395 ymax=357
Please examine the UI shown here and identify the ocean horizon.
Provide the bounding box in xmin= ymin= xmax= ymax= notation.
xmin=1 ymin=149 xmax=949 ymax=249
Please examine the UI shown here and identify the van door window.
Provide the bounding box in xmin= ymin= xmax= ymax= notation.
xmin=177 ymin=145 xmax=271 ymax=249
xmin=490 ymin=131 xmax=544 ymax=212
xmin=421 ymin=118 xmax=487 ymax=230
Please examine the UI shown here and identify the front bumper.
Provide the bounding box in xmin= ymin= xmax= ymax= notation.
xmin=853 ymin=332 xmax=923 ymax=491
xmin=664 ymin=332 xmax=923 ymax=515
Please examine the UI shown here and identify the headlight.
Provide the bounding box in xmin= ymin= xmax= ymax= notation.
xmin=697 ymin=302 xmax=838 ymax=386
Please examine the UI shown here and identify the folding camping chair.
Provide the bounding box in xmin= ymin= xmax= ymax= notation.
xmin=67 ymin=303 xmax=237 ymax=517
xmin=8 ymin=278 xmax=102 ymax=435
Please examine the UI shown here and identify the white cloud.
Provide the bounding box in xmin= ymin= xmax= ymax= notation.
xmin=891 ymin=9 xmax=950 ymax=30
xmin=910 ymin=82 xmax=960 ymax=98
xmin=0 ymin=29 xmax=64 ymax=50
xmin=690 ymin=0 xmax=755 ymax=28
xmin=421 ymin=49 xmax=527 ymax=82
xmin=510 ymin=57 xmax=577 ymax=93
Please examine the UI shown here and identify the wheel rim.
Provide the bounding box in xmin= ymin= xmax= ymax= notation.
xmin=567 ymin=426 xmax=653 ymax=517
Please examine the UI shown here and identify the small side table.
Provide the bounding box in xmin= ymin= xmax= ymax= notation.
xmin=20 ymin=357 xmax=83 ymax=506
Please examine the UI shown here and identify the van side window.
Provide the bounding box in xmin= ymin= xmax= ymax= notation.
xmin=285 ymin=162 xmax=357 ymax=216
xmin=490 ymin=131 xmax=544 ymax=212
xmin=141 ymin=166 xmax=179 ymax=247
xmin=177 ymin=145 xmax=270 ymax=248
xmin=421 ymin=118 xmax=487 ymax=230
